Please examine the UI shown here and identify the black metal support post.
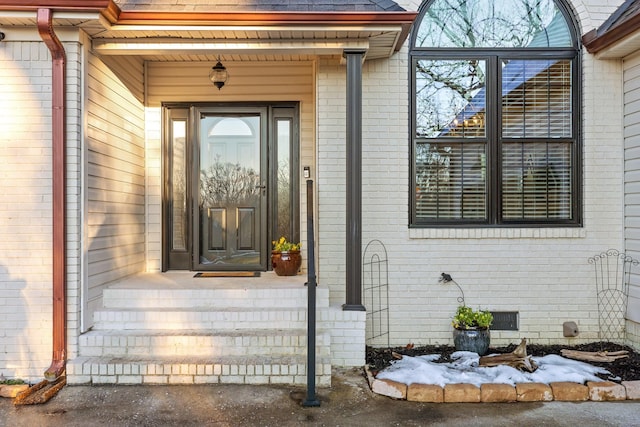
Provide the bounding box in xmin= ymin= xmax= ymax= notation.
xmin=343 ymin=49 xmax=366 ymax=311
xmin=303 ymin=179 xmax=320 ymax=407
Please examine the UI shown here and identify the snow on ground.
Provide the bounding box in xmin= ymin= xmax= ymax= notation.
xmin=375 ymin=351 xmax=613 ymax=387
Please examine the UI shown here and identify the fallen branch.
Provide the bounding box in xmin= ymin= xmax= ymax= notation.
xmin=560 ymin=349 xmax=629 ymax=363
xmin=14 ymin=377 xmax=66 ymax=406
xmin=479 ymin=338 xmax=538 ymax=372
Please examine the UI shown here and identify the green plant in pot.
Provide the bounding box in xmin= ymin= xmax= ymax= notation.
xmin=452 ymin=305 xmax=493 ymax=355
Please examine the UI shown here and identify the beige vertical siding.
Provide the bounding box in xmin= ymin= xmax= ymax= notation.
xmin=85 ymin=53 xmax=146 ymax=318
xmin=144 ymin=60 xmax=315 ymax=272
xmin=624 ymin=51 xmax=640 ymax=325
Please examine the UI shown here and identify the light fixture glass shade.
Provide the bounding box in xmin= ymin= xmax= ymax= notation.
xmin=209 ymin=60 xmax=229 ymax=90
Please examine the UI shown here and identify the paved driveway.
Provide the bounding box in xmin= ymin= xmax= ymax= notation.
xmin=1 ymin=368 xmax=639 ymax=426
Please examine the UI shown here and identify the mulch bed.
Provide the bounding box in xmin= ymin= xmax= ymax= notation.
xmin=366 ymin=341 xmax=640 ymax=382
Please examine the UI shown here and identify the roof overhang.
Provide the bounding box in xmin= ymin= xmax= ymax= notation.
xmin=0 ymin=0 xmax=118 ymax=21
xmin=0 ymin=2 xmax=418 ymax=61
xmin=582 ymin=6 xmax=640 ymax=59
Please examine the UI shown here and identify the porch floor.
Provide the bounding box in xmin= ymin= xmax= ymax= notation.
xmin=106 ymin=270 xmax=308 ymax=290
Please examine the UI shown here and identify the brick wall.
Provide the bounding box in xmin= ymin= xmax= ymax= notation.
xmin=0 ymin=39 xmax=76 ymax=381
xmin=317 ymin=0 xmax=632 ymax=350
xmin=627 ymin=320 xmax=640 ymax=351
xmin=316 ymin=56 xmax=347 ymax=304
xmin=65 ymin=39 xmax=83 ymax=364
xmin=325 ymin=307 xmax=366 ymax=367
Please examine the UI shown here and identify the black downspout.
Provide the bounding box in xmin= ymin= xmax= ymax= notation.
xmin=343 ymin=50 xmax=366 ymax=312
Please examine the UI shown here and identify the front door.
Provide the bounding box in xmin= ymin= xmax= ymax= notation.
xmin=196 ymin=108 xmax=266 ymax=270
xmin=163 ymin=103 xmax=299 ymax=271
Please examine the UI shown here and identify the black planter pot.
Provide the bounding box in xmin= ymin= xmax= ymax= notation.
xmin=453 ymin=328 xmax=490 ymax=355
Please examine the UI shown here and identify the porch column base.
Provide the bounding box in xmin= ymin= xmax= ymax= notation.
xmin=342 ymin=303 xmax=366 ymax=311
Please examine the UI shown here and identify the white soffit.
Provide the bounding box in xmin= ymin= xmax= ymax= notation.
xmin=92 ymin=38 xmax=371 ymax=56
xmin=90 ymin=24 xmax=404 ymax=59
xmin=595 ymin=33 xmax=640 ymax=59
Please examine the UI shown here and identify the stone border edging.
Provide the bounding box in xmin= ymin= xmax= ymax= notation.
xmin=364 ymin=366 xmax=640 ymax=403
xmin=0 ymin=384 xmax=29 ymax=398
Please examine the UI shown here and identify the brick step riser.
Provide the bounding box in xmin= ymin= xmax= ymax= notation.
xmin=79 ymin=347 xmax=331 ymax=358
xmin=78 ymin=332 xmax=331 ymax=358
xmin=92 ymin=320 xmax=309 ymax=330
xmin=91 ymin=309 xmax=326 ymax=331
xmin=66 ymin=358 xmax=332 ymax=386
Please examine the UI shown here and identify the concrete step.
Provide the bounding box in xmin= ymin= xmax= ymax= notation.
xmin=78 ymin=329 xmax=331 ymax=358
xmin=101 ymin=287 xmax=330 ymax=309
xmin=73 ymin=273 xmax=343 ymax=386
xmin=66 ymin=354 xmax=332 ymax=386
xmin=92 ymin=307 xmax=317 ymax=330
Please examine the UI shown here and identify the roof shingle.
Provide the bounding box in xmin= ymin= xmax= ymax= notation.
xmin=595 ymin=0 xmax=640 ymax=37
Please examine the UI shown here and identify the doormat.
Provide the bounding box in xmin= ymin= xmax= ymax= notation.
xmin=194 ymin=272 xmax=261 ymax=278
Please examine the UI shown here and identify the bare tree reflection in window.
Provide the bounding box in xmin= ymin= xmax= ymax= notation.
xmin=200 ymin=156 xmax=260 ymax=207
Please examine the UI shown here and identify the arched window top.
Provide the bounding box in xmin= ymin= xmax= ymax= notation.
xmin=208 ymin=117 xmax=256 ymax=137
xmin=413 ymin=0 xmax=574 ymax=49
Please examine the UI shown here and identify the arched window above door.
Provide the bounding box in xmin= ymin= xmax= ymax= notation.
xmin=209 ymin=117 xmax=256 ymax=137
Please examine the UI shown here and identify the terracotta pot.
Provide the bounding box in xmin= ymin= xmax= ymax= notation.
xmin=453 ymin=328 xmax=490 ymax=355
xmin=271 ymin=250 xmax=302 ymax=276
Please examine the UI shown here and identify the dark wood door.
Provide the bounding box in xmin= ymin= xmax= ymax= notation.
xmin=195 ymin=110 xmax=267 ymax=270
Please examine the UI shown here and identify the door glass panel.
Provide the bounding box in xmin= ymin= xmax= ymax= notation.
xmin=171 ymin=120 xmax=187 ymax=251
xmin=199 ymin=115 xmax=261 ymax=267
xmin=276 ymin=119 xmax=292 ymax=238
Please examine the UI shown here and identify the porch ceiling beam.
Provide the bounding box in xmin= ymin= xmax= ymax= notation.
xmin=92 ymin=38 xmax=370 ymax=56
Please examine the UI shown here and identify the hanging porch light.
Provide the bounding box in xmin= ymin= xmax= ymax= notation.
xmin=209 ymin=56 xmax=229 ymax=90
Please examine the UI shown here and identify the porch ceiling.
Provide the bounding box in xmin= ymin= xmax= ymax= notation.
xmin=0 ymin=9 xmax=417 ymax=61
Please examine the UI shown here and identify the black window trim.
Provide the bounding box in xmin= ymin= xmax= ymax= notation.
xmin=409 ymin=0 xmax=583 ymax=229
